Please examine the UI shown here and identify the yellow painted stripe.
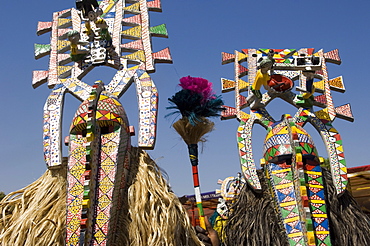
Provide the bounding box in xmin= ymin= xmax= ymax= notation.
xmin=306 ymin=171 xmax=322 ymax=175
xmin=312 ymin=214 xmax=327 ymax=218
xmin=276 ymin=182 xmax=294 ymax=190
xmin=82 ymin=199 xmax=90 ymax=207
xmin=271 ymin=168 xmax=291 ymax=174
xmin=316 ymin=231 xmax=330 ymax=234
xmin=309 ymin=200 xmax=325 ymax=204
xmin=296 ymin=153 xmax=302 ymax=162
xmin=284 ymin=216 xmax=300 ymax=223
xmin=300 ymin=186 xmax=307 ymax=196
xmin=280 ymin=201 xmax=297 ymax=207
xmin=307 ymin=231 xmax=315 ymax=245
xmin=288 ymin=232 xmax=303 ymax=238
xmin=306 ymin=184 xmax=324 ymax=188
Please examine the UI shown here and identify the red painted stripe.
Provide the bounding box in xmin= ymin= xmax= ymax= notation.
xmin=192 ymin=166 xmax=199 ymax=187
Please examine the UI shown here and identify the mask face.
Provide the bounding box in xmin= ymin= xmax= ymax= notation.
xmin=66 ymin=91 xmax=131 ymax=245
xmin=263 ymin=119 xmax=319 ymax=165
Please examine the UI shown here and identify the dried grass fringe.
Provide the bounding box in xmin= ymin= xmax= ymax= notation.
xmin=0 ymin=148 xmax=202 ymax=246
xmin=224 ymin=168 xmax=370 ymax=246
xmin=126 ymin=147 xmax=202 ymax=246
xmin=173 ymin=118 xmax=214 ymax=145
xmin=0 ymin=165 xmax=67 ymax=246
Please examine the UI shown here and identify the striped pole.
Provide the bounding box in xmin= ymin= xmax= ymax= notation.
xmin=188 ymin=144 xmax=206 ymax=229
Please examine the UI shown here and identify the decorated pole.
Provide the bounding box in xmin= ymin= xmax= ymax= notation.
xmin=167 ymin=76 xmax=224 ymax=229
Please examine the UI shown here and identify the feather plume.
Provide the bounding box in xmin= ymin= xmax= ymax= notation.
xmin=167 ymin=76 xmax=224 ymax=229
xmin=167 ymin=76 xmax=225 ymax=126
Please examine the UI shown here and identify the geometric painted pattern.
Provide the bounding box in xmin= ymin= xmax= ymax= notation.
xmin=221 ymin=47 xmax=353 ymax=246
xmin=266 ymin=162 xmax=306 ymax=246
xmin=66 ymin=87 xmax=131 ymax=245
xmin=304 ymin=163 xmax=331 ymax=246
xmin=34 ymin=0 xmax=171 ymax=168
xmin=66 ymin=138 xmax=86 ymax=245
xmin=237 ymin=117 xmax=261 ymax=190
xmin=309 ymin=112 xmax=348 ymax=195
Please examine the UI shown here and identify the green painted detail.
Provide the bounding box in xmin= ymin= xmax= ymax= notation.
xmin=83 ymin=189 xmax=89 ymax=198
xmin=303 ymin=143 xmax=313 ymax=154
xmin=336 ymin=139 xmax=342 ymax=145
xmin=269 ymin=147 xmax=278 ymax=156
xmin=34 ymin=43 xmax=51 ymax=57
xmin=238 ymin=136 xmax=245 ymax=142
xmin=262 ymin=120 xmax=270 ymax=127
xmin=196 ymin=203 xmax=205 ymax=216
xmin=308 ymin=176 xmax=324 ymax=185
xmin=288 ymin=237 xmax=304 ymax=246
xmin=339 ymin=159 xmax=346 ymax=165
xmin=240 ymin=158 xmax=247 ymax=164
xmin=306 ymin=218 xmax=313 ymax=231
xmin=321 ymin=235 xmax=332 ymax=245
xmin=272 ymin=175 xmax=283 ymax=184
xmin=310 ymin=204 xmax=327 ymax=214
xmin=280 ymin=206 xmax=291 ymax=218
xmin=150 ymin=24 xmax=168 ymax=37
xmin=295 ymin=146 xmax=302 ymax=153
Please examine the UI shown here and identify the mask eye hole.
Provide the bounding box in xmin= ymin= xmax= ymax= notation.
xmin=70 ymin=123 xmax=87 ymax=136
xmin=70 ymin=121 xmax=121 ymax=136
xmin=98 ymin=121 xmax=121 ymax=134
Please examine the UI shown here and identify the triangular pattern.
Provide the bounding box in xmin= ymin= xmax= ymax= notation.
xmin=239 ymin=79 xmax=249 ymax=91
xmin=58 ymin=18 xmax=72 ymax=28
xmin=123 ymin=50 xmax=145 ymax=62
xmin=150 ymin=24 xmax=168 ymax=37
xmin=122 ymin=14 xmax=141 ymax=25
xmin=221 ymin=78 xmax=235 ymax=92
xmin=124 ymin=2 xmax=140 ymax=13
xmin=58 ymin=66 xmax=73 ymax=78
xmin=305 ymin=163 xmax=331 ymax=245
xmin=57 ymin=40 xmax=70 ymax=52
xmin=314 ymin=94 xmax=327 ymax=105
xmin=238 ymin=64 xmax=248 ymax=77
xmin=328 ymin=76 xmax=345 ymax=92
xmin=152 ymin=47 xmax=172 ymax=63
xmin=147 ymin=0 xmax=162 ymax=11
xmin=335 ymin=104 xmax=354 ymax=121
xmin=313 ymin=80 xmax=325 ymax=92
xmin=324 ymin=49 xmax=341 ymax=65
xmin=221 ymin=106 xmax=237 ymax=119
xmin=121 ymin=26 xmax=142 ymax=39
xmin=32 ymin=70 xmax=49 ymax=88
xmin=34 ymin=44 xmax=51 ymax=59
xmin=239 ymin=95 xmax=248 ymax=108
xmin=221 ymin=52 xmax=235 ymax=65
xmin=36 ymin=21 xmax=52 ymax=35
xmin=237 ymin=51 xmax=248 ymax=62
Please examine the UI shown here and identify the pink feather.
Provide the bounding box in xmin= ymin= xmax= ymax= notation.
xmin=179 ymin=76 xmax=214 ymax=100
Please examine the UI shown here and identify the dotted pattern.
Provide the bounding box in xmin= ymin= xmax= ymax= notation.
xmin=220 ymin=48 xmax=353 ymax=245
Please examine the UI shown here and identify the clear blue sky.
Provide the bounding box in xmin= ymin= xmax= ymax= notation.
xmin=1 ymin=0 xmax=369 ymax=196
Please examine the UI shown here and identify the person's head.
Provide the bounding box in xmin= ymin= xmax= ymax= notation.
xmin=259 ymin=58 xmax=274 ymax=73
xmin=67 ymin=30 xmax=81 ymax=44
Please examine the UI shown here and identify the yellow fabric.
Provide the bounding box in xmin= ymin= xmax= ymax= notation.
xmin=70 ymin=43 xmax=78 ymax=55
xmin=213 ymin=215 xmax=228 ymax=243
xmin=252 ymin=69 xmax=270 ymax=90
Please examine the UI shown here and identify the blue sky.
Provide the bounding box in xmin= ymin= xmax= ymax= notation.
xmin=1 ymin=0 xmax=369 ymax=196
